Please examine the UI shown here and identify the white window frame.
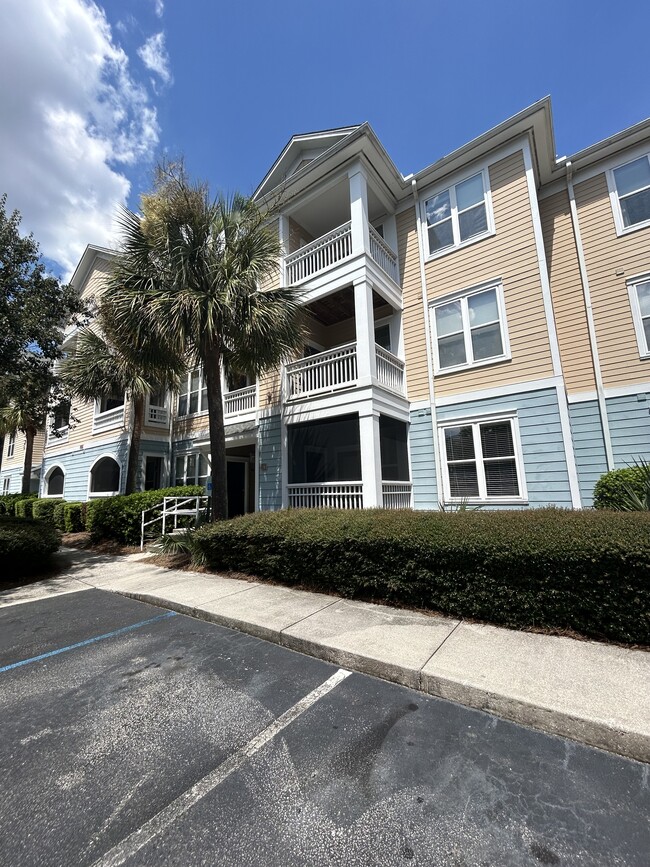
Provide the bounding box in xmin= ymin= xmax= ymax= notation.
xmin=44 ymin=464 xmax=66 ymax=499
xmin=438 ymin=412 xmax=527 ymax=505
xmin=87 ymin=453 xmax=121 ymax=499
xmin=607 ymin=152 xmax=650 ymax=237
xmin=7 ymin=432 xmax=16 ymax=458
xmin=429 ymin=280 xmax=511 ymax=375
xmin=177 ymin=368 xmax=208 ymax=418
xmin=422 ymin=167 xmax=494 ymax=261
xmin=141 ymin=452 xmax=168 ymax=491
xmin=174 ymin=450 xmax=210 ymax=487
xmin=2 ymin=477 xmax=10 ymax=495
xmin=628 ymin=272 xmax=650 ymax=359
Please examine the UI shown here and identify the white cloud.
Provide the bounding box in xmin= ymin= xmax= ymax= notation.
xmin=153 ymin=0 xmax=164 ymax=18
xmin=0 ymin=0 xmax=162 ymax=278
xmin=138 ymin=32 xmax=172 ymax=85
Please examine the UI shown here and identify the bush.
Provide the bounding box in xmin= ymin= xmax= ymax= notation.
xmin=594 ymin=465 xmax=649 ymax=509
xmin=86 ymin=486 xmax=205 ymax=546
xmin=193 ymin=509 xmax=650 ymax=644
xmin=0 ymin=493 xmax=37 ymax=517
xmin=53 ymin=502 xmax=66 ymax=531
xmin=0 ymin=515 xmax=61 ymax=575
xmin=63 ymin=502 xmax=85 ymax=533
xmin=32 ymin=498 xmax=65 ymax=525
xmin=15 ymin=497 xmax=35 ymax=519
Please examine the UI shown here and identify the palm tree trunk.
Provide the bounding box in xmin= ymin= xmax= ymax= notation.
xmin=22 ymin=428 xmax=34 ymax=495
xmin=125 ymin=396 xmax=145 ymax=494
xmin=203 ymin=344 xmax=228 ymax=521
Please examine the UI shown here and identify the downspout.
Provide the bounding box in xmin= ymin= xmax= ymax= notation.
xmin=566 ymin=161 xmax=615 ymax=471
xmin=412 ymin=178 xmax=443 ymax=509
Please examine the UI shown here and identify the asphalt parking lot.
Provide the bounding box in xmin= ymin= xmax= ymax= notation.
xmin=0 ymin=588 xmax=648 ymax=866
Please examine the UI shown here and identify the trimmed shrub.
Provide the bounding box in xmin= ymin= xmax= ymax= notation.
xmin=32 ymin=498 xmax=65 ymax=525
xmin=53 ymin=502 xmax=66 ymax=531
xmin=193 ymin=509 xmax=650 ymax=644
xmin=594 ymin=466 xmax=648 ymax=509
xmin=0 ymin=515 xmax=61 ymax=575
xmin=0 ymin=493 xmax=37 ymax=517
xmin=86 ymin=486 xmax=204 ymax=546
xmin=63 ymin=502 xmax=85 ymax=533
xmin=15 ymin=497 xmax=35 ymax=519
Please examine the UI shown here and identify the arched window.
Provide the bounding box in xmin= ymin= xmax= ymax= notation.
xmin=47 ymin=466 xmax=65 ymax=496
xmin=90 ymin=457 xmax=120 ymax=495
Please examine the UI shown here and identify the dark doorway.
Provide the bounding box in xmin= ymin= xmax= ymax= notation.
xmin=144 ymin=456 xmax=164 ymax=490
xmin=227 ymin=460 xmax=247 ymax=518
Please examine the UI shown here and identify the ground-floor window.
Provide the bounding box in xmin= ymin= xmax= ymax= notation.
xmin=288 ymin=415 xmax=361 ymax=484
xmin=46 ymin=466 xmax=65 ymax=496
xmin=379 ymin=416 xmax=410 ymax=481
xmin=175 ymin=452 xmax=210 ymax=488
xmin=2 ymin=477 xmax=9 ymax=494
xmin=89 ymin=456 xmax=121 ymax=496
xmin=439 ymin=415 xmax=525 ymax=502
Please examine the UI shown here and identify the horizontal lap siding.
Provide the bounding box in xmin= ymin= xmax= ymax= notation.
xmin=408 ymin=409 xmax=437 ymax=509
xmin=397 ymin=206 xmax=429 ymax=402
xmin=539 ymin=190 xmax=596 ymax=394
xmin=574 ymin=170 xmax=650 ymax=389
xmin=42 ymin=439 xmax=129 ymax=502
xmin=0 ymin=469 xmax=26 ymax=493
xmin=437 ymin=387 xmax=572 ymax=507
xmin=568 ymin=401 xmax=607 ymax=506
xmin=424 ymin=150 xmax=555 ymax=398
xmin=258 ymin=413 xmax=282 ymax=511
xmin=607 ymin=393 xmax=650 ymax=465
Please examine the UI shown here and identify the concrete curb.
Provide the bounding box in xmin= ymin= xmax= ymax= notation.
xmin=119 ymin=589 xmax=650 ymax=764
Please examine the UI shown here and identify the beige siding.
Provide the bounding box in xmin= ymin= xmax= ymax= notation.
xmin=424 ymin=150 xmax=555 ymax=398
xmin=172 ymin=413 xmax=209 ymax=440
xmin=539 ymin=189 xmax=596 ymax=394
xmin=397 ymin=206 xmax=429 ymax=401
xmin=574 ymin=171 xmax=650 ymax=389
xmin=80 ymin=256 xmax=113 ymax=301
xmin=1 ymin=429 xmax=45 ymax=472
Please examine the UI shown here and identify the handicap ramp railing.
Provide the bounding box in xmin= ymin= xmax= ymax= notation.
xmin=140 ymin=495 xmax=209 ymax=551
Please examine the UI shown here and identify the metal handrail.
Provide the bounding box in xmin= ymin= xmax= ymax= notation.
xmin=140 ymin=495 xmax=209 ymax=550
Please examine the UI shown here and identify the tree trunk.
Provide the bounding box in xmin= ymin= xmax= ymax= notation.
xmin=22 ymin=428 xmax=35 ymax=495
xmin=203 ymin=343 xmax=228 ymax=521
xmin=125 ymin=396 xmax=145 ymax=494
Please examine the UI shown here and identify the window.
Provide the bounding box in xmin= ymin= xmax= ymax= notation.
xmin=7 ymin=433 xmax=15 ymax=458
xmin=2 ymin=478 xmax=9 ymax=495
xmin=178 ymin=368 xmax=207 ymax=416
xmin=424 ymin=171 xmax=491 ymax=257
xmin=175 ymin=452 xmax=210 ymax=487
xmin=611 ymin=155 xmax=650 ymax=232
xmin=89 ymin=457 xmax=120 ymax=496
xmin=46 ymin=467 xmax=65 ymax=497
xmin=430 ymin=283 xmax=509 ymax=373
xmin=439 ymin=416 xmax=526 ymax=502
xmin=629 ymin=276 xmax=650 ymax=358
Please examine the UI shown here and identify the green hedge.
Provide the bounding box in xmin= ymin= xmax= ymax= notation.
xmin=53 ymin=502 xmax=66 ymax=531
xmin=0 ymin=493 xmax=37 ymax=517
xmin=594 ymin=466 xmax=648 ymax=509
xmin=63 ymin=502 xmax=85 ymax=533
xmin=32 ymin=498 xmax=65 ymax=525
xmin=193 ymin=509 xmax=650 ymax=644
xmin=86 ymin=486 xmax=204 ymax=546
xmin=15 ymin=498 xmax=35 ymax=519
xmin=0 ymin=515 xmax=61 ymax=574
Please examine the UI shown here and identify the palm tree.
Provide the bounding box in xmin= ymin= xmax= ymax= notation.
xmin=108 ymin=169 xmax=304 ymax=520
xmin=0 ymin=402 xmax=42 ymax=495
xmin=62 ymin=301 xmax=184 ymax=494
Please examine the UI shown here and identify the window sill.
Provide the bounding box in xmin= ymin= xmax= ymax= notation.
xmin=444 ymin=498 xmax=528 ymax=506
xmin=425 ymin=229 xmax=495 ymax=264
xmin=88 ymin=491 xmax=120 ymax=498
xmin=434 ymin=354 xmax=511 ymax=377
xmin=176 ymin=410 xmax=209 ymax=421
xmin=615 ymin=218 xmax=650 ymax=238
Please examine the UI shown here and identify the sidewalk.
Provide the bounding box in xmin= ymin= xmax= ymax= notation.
xmin=3 ymin=546 xmax=649 ymax=763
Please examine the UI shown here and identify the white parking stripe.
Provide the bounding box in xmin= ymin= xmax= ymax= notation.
xmin=93 ymin=667 xmax=352 ymax=867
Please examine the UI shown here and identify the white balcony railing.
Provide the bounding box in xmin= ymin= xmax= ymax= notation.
xmin=286 ymin=342 xmax=357 ymax=399
xmin=288 ymin=482 xmax=363 ymax=509
xmin=285 ymin=221 xmax=352 ymax=285
xmin=93 ymin=405 xmax=125 ymax=433
xmin=46 ymin=425 xmax=69 ymax=446
xmin=224 ymin=385 xmax=256 ymax=416
xmin=147 ymin=406 xmax=168 ymax=425
xmin=375 ymin=345 xmax=406 ymax=394
xmin=382 ymin=482 xmax=412 ymax=509
xmin=369 ymin=224 xmax=399 ymax=283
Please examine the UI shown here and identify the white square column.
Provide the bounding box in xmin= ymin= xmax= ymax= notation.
xmin=359 ymin=408 xmax=383 ymax=508
xmin=354 ymin=277 xmax=377 ymax=383
xmin=349 ymin=163 xmax=370 ymax=256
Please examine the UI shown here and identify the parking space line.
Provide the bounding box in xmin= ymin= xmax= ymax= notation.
xmin=0 ymin=611 xmax=178 ymax=674
xmin=93 ymin=667 xmax=352 ymax=867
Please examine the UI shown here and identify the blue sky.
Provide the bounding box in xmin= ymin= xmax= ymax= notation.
xmin=1 ymin=0 xmax=648 ymax=277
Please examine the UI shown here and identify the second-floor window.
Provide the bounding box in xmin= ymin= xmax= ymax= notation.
xmin=53 ymin=402 xmax=70 ymax=431
xmin=424 ymin=171 xmax=491 ymax=257
xmin=611 ymin=154 xmax=650 ymax=231
xmin=178 ymin=368 xmax=207 ymax=416
xmin=430 ymin=283 xmax=509 ymax=374
xmin=98 ymin=394 xmax=124 ymax=414
xmin=629 ymin=275 xmax=650 ymax=358
xmin=7 ymin=433 xmax=15 ymax=458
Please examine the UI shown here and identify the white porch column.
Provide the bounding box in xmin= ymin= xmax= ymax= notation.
xmin=349 ymin=163 xmax=370 ymax=256
xmin=354 ymin=277 xmax=377 ymax=383
xmin=359 ymin=408 xmax=382 ymax=508
xmin=278 ymin=214 xmax=289 ymax=287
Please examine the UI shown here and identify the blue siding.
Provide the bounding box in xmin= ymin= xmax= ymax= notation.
xmin=436 ymin=387 xmax=573 ymax=508
xmin=409 ymin=408 xmax=438 ymax=509
xmin=258 ymin=413 xmax=282 ymax=511
xmin=41 ymin=439 xmax=129 ymax=502
xmin=0 ymin=468 xmax=31 ymax=494
xmin=568 ymin=401 xmax=607 ymax=506
xmin=608 ymin=392 xmax=650 ymax=466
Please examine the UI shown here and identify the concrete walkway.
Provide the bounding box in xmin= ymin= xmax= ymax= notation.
xmin=2 ymin=546 xmax=648 ymax=763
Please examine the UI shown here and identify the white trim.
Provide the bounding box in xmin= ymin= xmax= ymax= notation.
xmin=429 ymin=280 xmax=511 ymax=375
xmin=435 ymin=376 xmax=561 ymax=407
xmin=43 ymin=463 xmax=66 ymax=499
xmin=606 ymin=152 xmax=650 ymax=238
xmin=523 ymin=142 xmax=581 ymax=508
xmin=87 ymin=452 xmax=122 ymax=498
xmin=627 ymin=273 xmax=650 ymax=359
xmin=438 ymin=412 xmax=528 ymax=505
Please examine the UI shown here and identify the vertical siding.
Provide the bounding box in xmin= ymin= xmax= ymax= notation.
xmin=436 ymin=387 xmax=573 ymax=507
xmin=408 ymin=408 xmax=438 ymax=509
xmin=539 ymin=189 xmax=596 ymax=394
xmin=397 ymin=206 xmax=429 ymax=402
xmin=574 ymin=169 xmax=650 ymax=389
xmin=41 ymin=439 xmax=129 ymax=502
xmin=258 ymin=412 xmax=282 ymax=511
xmin=568 ymin=401 xmax=608 ymax=506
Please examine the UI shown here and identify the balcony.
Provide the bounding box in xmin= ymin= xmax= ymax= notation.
xmin=147 ymin=406 xmax=169 ymax=425
xmin=285 ymin=342 xmax=405 ymax=401
xmin=93 ymin=404 xmax=125 ymax=434
xmin=46 ymin=425 xmax=69 ymax=446
xmin=224 ymin=385 xmax=256 ymax=417
xmin=368 ymin=224 xmax=399 ymax=283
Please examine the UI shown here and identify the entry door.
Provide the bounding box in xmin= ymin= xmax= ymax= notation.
xmin=226 ymin=460 xmax=247 ymax=518
xmin=144 ymin=456 xmax=164 ymax=490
